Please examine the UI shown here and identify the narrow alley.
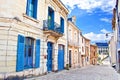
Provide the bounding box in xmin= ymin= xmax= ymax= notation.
xmin=25 ymin=65 xmax=120 ymax=80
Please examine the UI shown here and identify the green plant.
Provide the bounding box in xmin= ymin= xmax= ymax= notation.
xmin=66 ymin=64 xmax=69 ymax=70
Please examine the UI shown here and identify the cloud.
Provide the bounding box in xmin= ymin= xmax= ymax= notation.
xmin=83 ymin=29 xmax=111 ymax=42
xmin=61 ymin=0 xmax=115 ymax=13
xmin=100 ymin=28 xmax=110 ymax=33
xmin=100 ymin=18 xmax=111 ymax=23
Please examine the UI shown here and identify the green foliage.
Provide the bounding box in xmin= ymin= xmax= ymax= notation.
xmin=66 ymin=64 xmax=69 ymax=70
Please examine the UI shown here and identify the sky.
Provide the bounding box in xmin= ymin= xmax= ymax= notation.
xmin=61 ymin=0 xmax=116 ymax=43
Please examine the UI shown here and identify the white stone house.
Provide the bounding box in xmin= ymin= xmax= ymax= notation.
xmin=0 ymin=0 xmax=68 ymax=79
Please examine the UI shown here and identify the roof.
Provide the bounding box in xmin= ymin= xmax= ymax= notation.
xmin=95 ymin=43 xmax=108 ymax=47
xmin=53 ymin=0 xmax=69 ymax=15
xmin=68 ymin=18 xmax=72 ymax=21
xmin=83 ymin=36 xmax=90 ymax=41
xmin=90 ymin=44 xmax=97 ymax=47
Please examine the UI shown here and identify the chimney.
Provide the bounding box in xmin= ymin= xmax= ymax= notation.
xmin=71 ymin=16 xmax=76 ymax=24
xmin=68 ymin=16 xmax=76 ymax=24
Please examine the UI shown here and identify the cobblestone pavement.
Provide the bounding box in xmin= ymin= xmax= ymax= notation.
xmin=25 ymin=65 xmax=120 ymax=80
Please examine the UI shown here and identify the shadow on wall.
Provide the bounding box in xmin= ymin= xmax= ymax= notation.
xmin=3 ymin=76 xmax=24 ymax=80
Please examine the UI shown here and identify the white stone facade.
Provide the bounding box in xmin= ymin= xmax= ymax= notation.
xmin=109 ymin=36 xmax=116 ymax=66
xmin=0 ymin=0 xmax=68 ymax=79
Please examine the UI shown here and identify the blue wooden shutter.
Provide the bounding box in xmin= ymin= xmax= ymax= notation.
xmin=61 ymin=17 xmax=64 ymax=33
xmin=16 ymin=35 xmax=25 ymax=72
xmin=35 ymin=39 xmax=40 ymax=68
xmin=33 ymin=0 xmax=38 ymax=19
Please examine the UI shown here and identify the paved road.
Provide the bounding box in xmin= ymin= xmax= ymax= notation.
xmin=25 ymin=65 xmax=120 ymax=80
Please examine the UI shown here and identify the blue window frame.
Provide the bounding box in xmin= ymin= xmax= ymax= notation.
xmin=26 ymin=0 xmax=38 ymax=19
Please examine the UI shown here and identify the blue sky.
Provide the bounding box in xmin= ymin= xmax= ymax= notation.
xmin=61 ymin=0 xmax=115 ymax=42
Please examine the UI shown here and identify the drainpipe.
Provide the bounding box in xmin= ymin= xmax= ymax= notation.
xmin=5 ymin=26 xmax=12 ymax=65
xmin=5 ymin=26 xmax=12 ymax=79
xmin=4 ymin=18 xmax=13 ymax=79
xmin=78 ymin=31 xmax=80 ymax=68
xmin=66 ymin=20 xmax=69 ymax=68
xmin=117 ymin=15 xmax=120 ymax=72
xmin=116 ymin=4 xmax=120 ymax=72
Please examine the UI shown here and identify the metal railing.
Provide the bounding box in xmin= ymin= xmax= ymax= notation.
xmin=43 ymin=20 xmax=63 ymax=34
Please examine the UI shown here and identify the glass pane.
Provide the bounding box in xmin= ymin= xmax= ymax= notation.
xmin=24 ymin=46 xmax=27 ymax=57
xmin=28 ymin=47 xmax=32 ymax=57
xmin=29 ymin=4 xmax=34 ymax=11
xmin=25 ymin=38 xmax=28 ymax=46
xmin=24 ymin=37 xmax=34 ymax=68
xmin=29 ymin=12 xmax=33 ymax=17
xmin=29 ymin=39 xmax=32 ymax=45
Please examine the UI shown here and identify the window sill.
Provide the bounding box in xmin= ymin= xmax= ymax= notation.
xmin=23 ymin=13 xmax=39 ymax=23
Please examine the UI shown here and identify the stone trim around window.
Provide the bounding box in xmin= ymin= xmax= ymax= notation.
xmin=23 ymin=13 xmax=39 ymax=23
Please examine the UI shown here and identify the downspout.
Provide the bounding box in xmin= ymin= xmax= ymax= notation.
xmin=5 ymin=26 xmax=12 ymax=66
xmin=116 ymin=3 xmax=120 ymax=72
xmin=117 ymin=14 xmax=120 ymax=72
xmin=5 ymin=19 xmax=13 ymax=66
xmin=66 ymin=19 xmax=69 ymax=68
xmin=4 ymin=19 xmax=13 ymax=79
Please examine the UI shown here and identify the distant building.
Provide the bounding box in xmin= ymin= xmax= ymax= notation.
xmin=68 ymin=16 xmax=80 ymax=68
xmin=109 ymin=36 xmax=116 ymax=66
xmin=84 ymin=37 xmax=91 ymax=65
xmin=95 ymin=43 xmax=109 ymax=61
xmin=80 ymin=35 xmax=86 ymax=67
xmin=90 ymin=44 xmax=98 ymax=65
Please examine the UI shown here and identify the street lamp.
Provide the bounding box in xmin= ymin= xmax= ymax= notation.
xmin=105 ymin=32 xmax=113 ymax=65
xmin=105 ymin=33 xmax=113 ymax=39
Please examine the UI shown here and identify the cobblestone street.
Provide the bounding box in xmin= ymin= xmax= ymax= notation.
xmin=25 ymin=65 xmax=120 ymax=80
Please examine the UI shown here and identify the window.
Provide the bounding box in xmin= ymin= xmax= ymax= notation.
xmin=86 ymin=57 xmax=89 ymax=61
xmin=94 ymin=52 xmax=95 ymax=56
xmin=106 ymin=50 xmax=108 ymax=52
xmin=16 ymin=35 xmax=40 ymax=72
xmin=82 ymin=47 xmax=84 ymax=52
xmin=74 ymin=32 xmax=77 ymax=43
xmin=69 ymin=29 xmax=72 ymax=41
xmin=82 ymin=38 xmax=83 ymax=43
xmin=60 ymin=17 xmax=64 ymax=33
xmin=99 ymin=50 xmax=101 ymax=54
xmin=26 ymin=0 xmax=38 ymax=19
xmin=48 ymin=7 xmax=54 ymax=30
xmin=24 ymin=37 xmax=34 ymax=69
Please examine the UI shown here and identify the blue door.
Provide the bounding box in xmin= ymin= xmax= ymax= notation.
xmin=58 ymin=45 xmax=64 ymax=71
xmin=47 ymin=42 xmax=53 ymax=71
